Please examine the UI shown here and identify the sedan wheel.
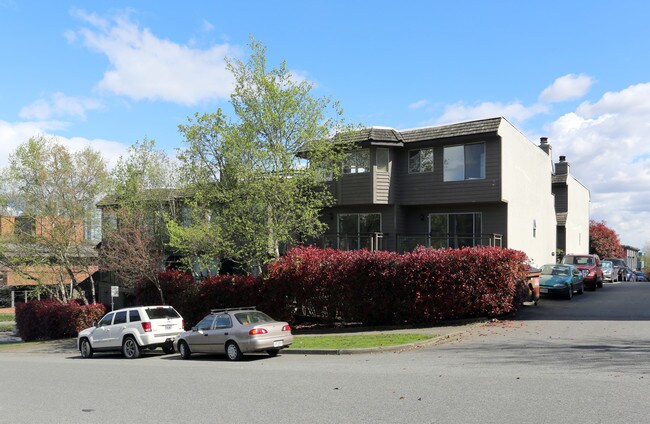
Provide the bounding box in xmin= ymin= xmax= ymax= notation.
xmin=566 ymin=285 xmax=573 ymax=300
xmin=80 ymin=339 xmax=94 ymax=358
xmin=226 ymin=341 xmax=243 ymax=361
xmin=178 ymin=341 xmax=191 ymax=359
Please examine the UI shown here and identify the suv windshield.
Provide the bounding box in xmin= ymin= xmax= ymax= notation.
xmin=563 ymin=256 xmax=594 ymax=265
xmin=145 ymin=307 xmax=180 ymax=320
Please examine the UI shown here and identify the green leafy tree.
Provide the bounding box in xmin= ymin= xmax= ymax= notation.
xmin=0 ymin=136 xmax=108 ymax=303
xmin=99 ymin=138 xmax=181 ymax=304
xmin=589 ymin=220 xmax=624 ymax=258
xmin=171 ymin=38 xmax=356 ymax=273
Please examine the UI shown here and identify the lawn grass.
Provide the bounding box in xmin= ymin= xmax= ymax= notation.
xmin=0 ymin=324 xmax=14 ymax=332
xmin=288 ymin=333 xmax=435 ymax=350
xmin=0 ymin=313 xmax=15 ymax=322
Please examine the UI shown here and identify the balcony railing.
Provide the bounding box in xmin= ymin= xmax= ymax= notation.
xmin=396 ymin=233 xmax=503 ymax=253
xmin=306 ymin=232 xmax=502 ymax=253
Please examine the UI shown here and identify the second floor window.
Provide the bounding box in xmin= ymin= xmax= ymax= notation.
xmin=443 ymin=143 xmax=485 ymax=181
xmin=408 ymin=148 xmax=434 ymax=173
xmin=343 ymin=149 xmax=370 ymax=174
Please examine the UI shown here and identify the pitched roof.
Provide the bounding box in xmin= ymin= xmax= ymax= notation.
xmin=333 ymin=127 xmax=405 ymax=145
xmin=400 ymin=117 xmax=503 ymax=143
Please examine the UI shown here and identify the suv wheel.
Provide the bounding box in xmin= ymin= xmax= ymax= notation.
xmin=162 ymin=342 xmax=175 ymax=354
xmin=80 ymin=339 xmax=94 ymax=358
xmin=122 ymin=336 xmax=141 ymax=359
xmin=226 ymin=341 xmax=243 ymax=361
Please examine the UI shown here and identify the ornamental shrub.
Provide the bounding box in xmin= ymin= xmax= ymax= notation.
xmin=15 ymin=301 xmax=105 ymax=341
xmin=136 ymin=245 xmax=529 ymax=328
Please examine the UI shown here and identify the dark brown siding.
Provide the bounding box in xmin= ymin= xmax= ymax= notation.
xmin=395 ymin=136 xmax=502 ymax=205
xmin=335 ymin=173 xmax=373 ymax=205
xmin=397 ymin=203 xmax=507 ymax=236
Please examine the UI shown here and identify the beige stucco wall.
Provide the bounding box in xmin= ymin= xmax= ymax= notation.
xmin=499 ymin=120 xmax=557 ymax=267
xmin=565 ymin=174 xmax=590 ymax=255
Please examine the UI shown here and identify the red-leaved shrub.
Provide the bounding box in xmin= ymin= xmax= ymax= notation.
xmin=15 ymin=301 xmax=106 ymax=341
xmin=136 ymin=245 xmax=529 ymax=328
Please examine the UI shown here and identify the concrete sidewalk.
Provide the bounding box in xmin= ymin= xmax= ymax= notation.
xmin=0 ymin=319 xmax=486 ymax=356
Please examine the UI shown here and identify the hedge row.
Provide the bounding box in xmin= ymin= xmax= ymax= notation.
xmin=138 ymin=246 xmax=529 ymax=328
xmin=15 ymin=301 xmax=106 ymax=341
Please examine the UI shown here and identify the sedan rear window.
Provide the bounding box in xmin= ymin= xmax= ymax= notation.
xmin=145 ymin=307 xmax=180 ymax=320
xmin=234 ymin=311 xmax=274 ymax=325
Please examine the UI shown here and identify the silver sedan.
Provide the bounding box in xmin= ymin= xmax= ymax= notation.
xmin=174 ymin=307 xmax=294 ymax=361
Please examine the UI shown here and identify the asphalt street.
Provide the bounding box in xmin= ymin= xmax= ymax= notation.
xmin=1 ymin=280 xmax=649 ymax=423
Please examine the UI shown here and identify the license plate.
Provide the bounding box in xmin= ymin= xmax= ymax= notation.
xmin=273 ymin=340 xmax=283 ymax=348
xmin=164 ymin=325 xmax=173 ymax=329
xmin=539 ymin=288 xmax=548 ymax=293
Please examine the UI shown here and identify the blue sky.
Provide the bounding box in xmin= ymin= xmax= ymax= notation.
xmin=1 ymin=1 xmax=649 ymax=250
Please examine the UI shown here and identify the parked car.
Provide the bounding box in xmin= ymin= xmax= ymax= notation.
xmin=561 ymin=254 xmax=603 ymax=290
xmin=539 ymin=264 xmax=584 ymax=299
xmin=601 ymin=261 xmax=615 ymax=283
xmin=175 ymin=307 xmax=294 ymax=361
xmin=603 ymin=258 xmax=627 ymax=281
xmin=626 ymin=267 xmax=637 ymax=282
xmin=636 ymin=271 xmax=647 ymax=282
xmin=78 ymin=305 xmax=184 ymax=359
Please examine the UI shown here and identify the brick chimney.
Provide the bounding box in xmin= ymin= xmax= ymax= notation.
xmin=539 ymin=137 xmax=552 ymax=156
xmin=555 ymin=155 xmax=569 ymax=175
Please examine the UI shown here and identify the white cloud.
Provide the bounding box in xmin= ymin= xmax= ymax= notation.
xmin=539 ymin=73 xmax=595 ymax=103
xmin=0 ymin=120 xmax=128 ymax=170
xmin=435 ymin=101 xmax=548 ymax=125
xmin=19 ymin=92 xmax=102 ymax=120
xmin=409 ymin=99 xmax=429 ymax=110
xmin=69 ymin=10 xmax=238 ymax=105
xmin=546 ymin=82 xmax=650 ymax=248
xmin=201 ymin=19 xmax=215 ymax=32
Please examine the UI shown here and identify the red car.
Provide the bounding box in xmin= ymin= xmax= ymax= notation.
xmin=561 ymin=254 xmax=603 ymax=291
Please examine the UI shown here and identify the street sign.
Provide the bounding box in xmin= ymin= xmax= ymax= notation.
xmin=111 ymin=286 xmax=119 ymax=298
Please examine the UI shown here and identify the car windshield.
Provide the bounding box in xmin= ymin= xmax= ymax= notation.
xmin=541 ymin=265 xmax=570 ymax=276
xmin=145 ymin=307 xmax=180 ymax=320
xmin=564 ymin=256 xmax=592 ymax=265
xmin=602 ymin=262 xmax=613 ymax=269
xmin=234 ymin=311 xmax=274 ymax=325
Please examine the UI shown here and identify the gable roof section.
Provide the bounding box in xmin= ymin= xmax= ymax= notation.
xmin=400 ymin=117 xmax=502 ymax=143
xmin=330 ymin=117 xmax=504 ymax=148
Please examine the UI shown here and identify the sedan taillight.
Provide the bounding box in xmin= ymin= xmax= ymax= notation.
xmin=141 ymin=322 xmax=152 ymax=332
xmin=282 ymin=325 xmax=291 ymax=332
xmin=249 ymin=328 xmax=268 ymax=335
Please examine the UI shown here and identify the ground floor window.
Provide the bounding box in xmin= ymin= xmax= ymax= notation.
xmin=429 ymin=212 xmax=482 ymax=248
xmin=337 ymin=213 xmax=381 ymax=250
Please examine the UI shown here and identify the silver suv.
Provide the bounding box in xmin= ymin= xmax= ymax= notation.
xmin=78 ymin=305 xmax=184 ymax=359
